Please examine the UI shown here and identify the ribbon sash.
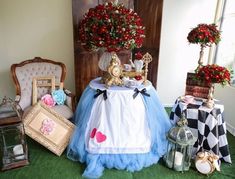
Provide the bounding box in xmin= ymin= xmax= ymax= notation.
xmin=133 ymin=88 xmax=150 ymax=99
xmin=94 ymin=89 xmax=108 ymax=100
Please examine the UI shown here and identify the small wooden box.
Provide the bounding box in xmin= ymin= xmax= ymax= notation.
xmin=185 ymin=72 xmax=210 ymax=99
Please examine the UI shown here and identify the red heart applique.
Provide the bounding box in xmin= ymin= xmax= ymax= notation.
xmin=90 ymin=128 xmax=97 ymax=138
xmin=96 ymin=131 xmax=107 ymax=143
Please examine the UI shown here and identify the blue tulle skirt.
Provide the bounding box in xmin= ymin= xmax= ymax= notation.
xmin=67 ymin=85 xmax=172 ymax=178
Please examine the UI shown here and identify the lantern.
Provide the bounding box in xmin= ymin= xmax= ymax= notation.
xmin=0 ymin=97 xmax=29 ymax=171
xmin=164 ymin=112 xmax=196 ymax=172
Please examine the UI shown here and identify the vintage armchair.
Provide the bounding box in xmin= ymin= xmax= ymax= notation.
xmin=11 ymin=57 xmax=76 ymax=120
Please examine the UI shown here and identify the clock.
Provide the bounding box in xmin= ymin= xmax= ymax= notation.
xmin=110 ymin=65 xmax=122 ymax=77
xmin=104 ymin=54 xmax=123 ymax=87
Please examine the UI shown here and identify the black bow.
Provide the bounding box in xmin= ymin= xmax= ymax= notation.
xmin=94 ymin=89 xmax=108 ymax=100
xmin=133 ymin=88 xmax=150 ymax=99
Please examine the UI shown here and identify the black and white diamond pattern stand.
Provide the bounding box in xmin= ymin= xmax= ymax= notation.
xmin=170 ymin=98 xmax=232 ymax=163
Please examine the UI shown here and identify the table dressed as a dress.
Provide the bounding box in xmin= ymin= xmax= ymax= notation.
xmin=67 ymin=78 xmax=172 ymax=178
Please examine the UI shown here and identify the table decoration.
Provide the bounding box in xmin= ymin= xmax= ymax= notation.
xmin=164 ymin=112 xmax=196 ymax=172
xmin=179 ymin=95 xmax=195 ymax=104
xmin=78 ymin=2 xmax=145 ymax=52
xmin=130 ymin=51 xmax=144 ymax=72
xmin=78 ymin=1 xmax=145 ymax=84
xmin=122 ymin=52 xmax=152 ymax=86
xmin=195 ymin=151 xmax=220 ymax=175
xmin=195 ymin=64 xmax=231 ymax=108
xmin=142 ymin=52 xmax=153 ymax=85
xmin=122 ymin=77 xmax=143 ymax=88
xmin=187 ymin=23 xmax=221 ymax=69
xmin=103 ymin=53 xmax=123 ymax=87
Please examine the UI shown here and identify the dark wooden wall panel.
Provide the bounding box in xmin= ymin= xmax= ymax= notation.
xmin=72 ymin=0 xmax=100 ymax=98
xmin=134 ymin=0 xmax=163 ymax=87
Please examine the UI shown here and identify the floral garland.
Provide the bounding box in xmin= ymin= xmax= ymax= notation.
xmin=195 ymin=64 xmax=231 ymax=86
xmin=78 ymin=2 xmax=145 ymax=52
xmin=187 ymin=23 xmax=221 ymax=47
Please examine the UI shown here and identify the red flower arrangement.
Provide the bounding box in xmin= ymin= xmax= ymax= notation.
xmin=78 ymin=2 xmax=145 ymax=52
xmin=187 ymin=23 xmax=221 ymax=47
xmin=195 ymin=64 xmax=231 ymax=86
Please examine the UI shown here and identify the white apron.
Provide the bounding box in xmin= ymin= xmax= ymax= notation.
xmin=85 ymin=79 xmax=151 ymax=154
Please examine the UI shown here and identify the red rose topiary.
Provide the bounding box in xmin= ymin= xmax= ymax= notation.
xmin=78 ymin=2 xmax=145 ymax=52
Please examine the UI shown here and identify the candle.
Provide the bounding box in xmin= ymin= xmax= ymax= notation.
xmin=13 ymin=144 xmax=24 ymax=160
xmin=174 ymin=151 xmax=183 ymax=166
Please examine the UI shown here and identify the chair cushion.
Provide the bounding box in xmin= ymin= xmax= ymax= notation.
xmin=52 ymin=105 xmax=73 ymax=119
xmin=15 ymin=62 xmax=63 ymax=110
xmin=22 ymin=105 xmax=73 ymax=121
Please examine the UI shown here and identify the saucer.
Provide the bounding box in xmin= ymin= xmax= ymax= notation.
xmin=181 ymin=95 xmax=195 ymax=104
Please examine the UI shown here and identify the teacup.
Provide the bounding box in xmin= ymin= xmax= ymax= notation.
xmin=123 ymin=64 xmax=132 ymax=71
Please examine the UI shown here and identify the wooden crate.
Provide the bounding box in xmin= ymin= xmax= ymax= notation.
xmin=185 ymin=72 xmax=210 ymax=99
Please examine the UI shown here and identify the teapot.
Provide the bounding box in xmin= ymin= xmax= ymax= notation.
xmin=129 ymin=59 xmax=144 ymax=72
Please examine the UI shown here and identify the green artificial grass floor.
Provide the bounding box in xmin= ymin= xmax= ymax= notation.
xmin=0 ymin=109 xmax=234 ymax=179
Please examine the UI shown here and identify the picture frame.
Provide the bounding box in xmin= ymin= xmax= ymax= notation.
xmin=23 ymin=102 xmax=75 ymax=156
xmin=32 ymin=76 xmax=64 ymax=105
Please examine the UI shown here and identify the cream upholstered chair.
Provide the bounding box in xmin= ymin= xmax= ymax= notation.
xmin=11 ymin=57 xmax=75 ymax=120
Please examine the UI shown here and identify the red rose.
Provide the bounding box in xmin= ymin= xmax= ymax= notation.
xmin=135 ymin=75 xmax=142 ymax=81
xmin=135 ymin=52 xmax=143 ymax=60
xmin=187 ymin=23 xmax=221 ymax=46
xmin=78 ymin=2 xmax=145 ymax=52
xmin=196 ymin=64 xmax=231 ymax=86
